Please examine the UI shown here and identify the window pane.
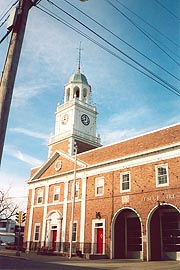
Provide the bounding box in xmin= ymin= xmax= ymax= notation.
xmin=38 ymin=197 xmax=42 ymax=203
xmin=72 ymin=223 xmax=77 ymax=242
xmin=157 ymin=166 xmax=167 ymax=185
xmin=97 ymin=186 xmax=103 ymax=195
xmin=121 ymin=173 xmax=130 ymax=191
xmin=95 ymin=178 xmax=104 ymax=196
xmin=34 ymin=225 xmax=40 ymax=241
xmin=54 ymin=194 xmax=59 ymax=201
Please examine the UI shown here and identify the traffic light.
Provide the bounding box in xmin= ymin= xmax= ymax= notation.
xmin=16 ymin=212 xmax=20 ymax=223
xmin=22 ymin=212 xmax=26 ymax=223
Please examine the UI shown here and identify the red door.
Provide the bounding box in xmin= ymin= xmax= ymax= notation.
xmin=97 ymin=228 xmax=103 ymax=254
xmin=52 ymin=230 xmax=57 ymax=250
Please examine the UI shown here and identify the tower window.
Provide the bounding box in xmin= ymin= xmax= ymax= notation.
xmin=73 ymin=87 xmax=79 ymax=98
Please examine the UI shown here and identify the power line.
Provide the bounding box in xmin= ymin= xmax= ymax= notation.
xmin=0 ymin=15 xmax=10 ymax=29
xmin=156 ymin=0 xmax=180 ymax=22
xmin=106 ymin=0 xmax=180 ymax=67
xmin=0 ymin=0 xmax=18 ymax=23
xmin=44 ymin=0 xmax=180 ymax=95
xmin=36 ymin=4 xmax=180 ymax=98
xmin=115 ymin=0 xmax=180 ymax=50
xmin=61 ymin=0 xmax=180 ymax=84
xmin=0 ymin=30 xmax=11 ymax=45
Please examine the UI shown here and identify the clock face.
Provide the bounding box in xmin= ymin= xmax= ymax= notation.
xmin=54 ymin=160 xmax=62 ymax=171
xmin=61 ymin=113 xmax=69 ymax=125
xmin=81 ymin=114 xmax=90 ymax=126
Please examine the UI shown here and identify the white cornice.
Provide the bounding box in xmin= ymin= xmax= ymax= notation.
xmin=28 ymin=142 xmax=180 ymax=187
xmin=29 ymin=149 xmax=87 ymax=182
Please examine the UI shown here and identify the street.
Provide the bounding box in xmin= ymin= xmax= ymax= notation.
xmin=1 ymin=254 xmax=180 ymax=270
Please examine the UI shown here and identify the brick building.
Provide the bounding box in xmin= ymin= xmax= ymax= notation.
xmin=24 ymin=68 xmax=180 ymax=261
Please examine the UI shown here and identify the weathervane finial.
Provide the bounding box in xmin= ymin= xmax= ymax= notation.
xmin=78 ymin=42 xmax=82 ymax=73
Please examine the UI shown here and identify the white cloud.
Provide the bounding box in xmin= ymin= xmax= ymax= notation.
xmin=101 ymin=128 xmax=143 ymax=145
xmin=12 ymin=84 xmax=49 ymax=107
xmin=0 ymin=171 xmax=28 ymax=212
xmin=5 ymin=145 xmax=43 ymax=166
xmin=10 ymin=127 xmax=49 ymax=140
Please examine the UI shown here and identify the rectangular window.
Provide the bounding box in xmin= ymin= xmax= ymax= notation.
xmin=120 ymin=172 xmax=130 ymax=192
xmin=53 ymin=186 xmax=60 ymax=201
xmin=70 ymin=222 xmax=77 ymax=242
xmin=37 ymin=190 xmax=43 ymax=204
xmin=156 ymin=164 xmax=169 ymax=187
xmin=95 ymin=177 xmax=104 ymax=196
xmin=34 ymin=224 xmax=40 ymax=241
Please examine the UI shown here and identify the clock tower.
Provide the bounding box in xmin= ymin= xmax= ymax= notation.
xmin=48 ymin=66 xmax=101 ymax=156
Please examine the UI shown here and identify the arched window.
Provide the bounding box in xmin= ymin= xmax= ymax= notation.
xmin=73 ymin=87 xmax=80 ymax=98
xmin=83 ymin=88 xmax=87 ymax=102
xmin=66 ymin=88 xmax=70 ymax=101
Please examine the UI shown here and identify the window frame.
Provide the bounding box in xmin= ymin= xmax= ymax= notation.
xmin=156 ymin=164 xmax=169 ymax=187
xmin=95 ymin=177 xmax=104 ymax=196
xmin=37 ymin=189 xmax=43 ymax=204
xmin=53 ymin=186 xmax=60 ymax=202
xmin=69 ymin=221 xmax=77 ymax=242
xmin=34 ymin=223 xmax=40 ymax=242
xmin=120 ymin=171 xmax=131 ymax=193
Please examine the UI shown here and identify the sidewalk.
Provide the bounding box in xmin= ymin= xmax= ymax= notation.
xmin=1 ymin=249 xmax=180 ymax=270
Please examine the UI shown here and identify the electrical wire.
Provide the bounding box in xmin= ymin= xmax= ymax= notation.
xmin=115 ymin=0 xmax=180 ymax=50
xmin=0 ymin=30 xmax=11 ymax=45
xmin=106 ymin=0 xmax=180 ymax=67
xmin=156 ymin=0 xmax=180 ymax=22
xmin=61 ymin=0 xmax=180 ymax=83
xmin=36 ymin=4 xmax=180 ymax=98
xmin=44 ymin=0 xmax=180 ymax=95
xmin=0 ymin=0 xmax=18 ymax=23
xmin=0 ymin=15 xmax=10 ymax=29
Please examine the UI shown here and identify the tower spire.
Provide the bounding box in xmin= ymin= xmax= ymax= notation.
xmin=78 ymin=42 xmax=82 ymax=73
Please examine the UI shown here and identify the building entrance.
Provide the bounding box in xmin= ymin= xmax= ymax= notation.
xmin=52 ymin=230 xmax=57 ymax=250
xmin=149 ymin=205 xmax=180 ymax=261
xmin=97 ymin=228 xmax=103 ymax=254
xmin=113 ymin=209 xmax=142 ymax=259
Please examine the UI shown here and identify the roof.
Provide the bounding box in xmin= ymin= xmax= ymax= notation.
xmin=78 ymin=123 xmax=180 ymax=165
xmin=68 ymin=72 xmax=88 ymax=84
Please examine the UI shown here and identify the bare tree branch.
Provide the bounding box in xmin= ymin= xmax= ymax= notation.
xmin=0 ymin=189 xmax=18 ymax=219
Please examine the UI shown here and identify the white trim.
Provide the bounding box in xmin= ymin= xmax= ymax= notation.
xmin=41 ymin=185 xmax=49 ymax=244
xmin=120 ymin=171 xmax=131 ymax=193
xmin=111 ymin=207 xmax=143 ymax=260
xmin=37 ymin=189 xmax=43 ymax=204
xmin=78 ymin=122 xmax=180 ymax=154
xmin=146 ymin=203 xmax=180 ymax=261
xmin=61 ymin=179 xmax=68 ymax=243
xmin=34 ymin=223 xmax=41 ymax=242
xmin=80 ymin=177 xmax=87 ymax=251
xmin=155 ymin=163 xmax=169 ymax=187
xmin=53 ymin=185 xmax=60 ymax=202
xmin=69 ymin=220 xmax=78 ymax=242
xmin=92 ymin=219 xmax=105 ymax=254
xmin=28 ymin=144 xmax=180 ymax=186
xmin=95 ymin=177 xmax=104 ymax=196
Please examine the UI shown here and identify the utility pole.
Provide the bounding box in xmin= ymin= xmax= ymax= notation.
xmin=69 ymin=143 xmax=77 ymax=259
xmin=0 ymin=0 xmax=39 ymax=165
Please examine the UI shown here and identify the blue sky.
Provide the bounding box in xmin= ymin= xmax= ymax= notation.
xmin=0 ymin=0 xmax=180 ymax=210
